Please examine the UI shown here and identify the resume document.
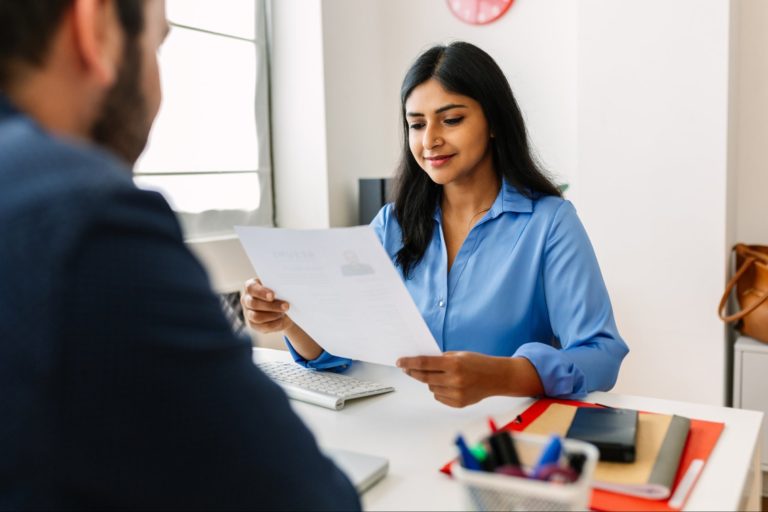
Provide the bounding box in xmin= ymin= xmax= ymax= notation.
xmin=235 ymin=226 xmax=441 ymax=366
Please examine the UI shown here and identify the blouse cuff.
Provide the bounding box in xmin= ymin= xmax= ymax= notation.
xmin=284 ymin=336 xmax=353 ymax=372
xmin=513 ymin=342 xmax=587 ymax=398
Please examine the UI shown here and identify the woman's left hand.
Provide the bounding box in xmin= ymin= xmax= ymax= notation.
xmin=396 ymin=352 xmax=543 ymax=408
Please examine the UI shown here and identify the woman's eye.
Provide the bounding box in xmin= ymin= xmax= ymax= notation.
xmin=409 ymin=122 xmax=425 ymax=130
xmin=444 ymin=117 xmax=464 ymax=126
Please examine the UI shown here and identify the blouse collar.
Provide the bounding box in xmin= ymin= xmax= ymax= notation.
xmin=433 ymin=178 xmax=534 ymax=222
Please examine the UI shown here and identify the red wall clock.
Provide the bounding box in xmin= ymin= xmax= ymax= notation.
xmin=447 ymin=0 xmax=515 ymax=25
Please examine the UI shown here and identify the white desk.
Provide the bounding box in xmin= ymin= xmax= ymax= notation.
xmin=253 ymin=348 xmax=763 ymax=511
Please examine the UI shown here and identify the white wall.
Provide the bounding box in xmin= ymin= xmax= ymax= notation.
xmin=269 ymin=0 xmax=330 ymax=228
xmin=320 ymin=0 xmax=390 ymax=227
xmin=577 ymin=0 xmax=732 ymax=404
xmin=734 ymin=0 xmax=768 ymax=245
xmin=269 ymin=0 xmax=766 ymax=405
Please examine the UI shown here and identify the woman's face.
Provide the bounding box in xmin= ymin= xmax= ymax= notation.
xmin=405 ymin=78 xmax=493 ymax=187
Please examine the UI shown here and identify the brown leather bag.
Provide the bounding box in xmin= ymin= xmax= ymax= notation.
xmin=719 ymin=244 xmax=768 ymax=343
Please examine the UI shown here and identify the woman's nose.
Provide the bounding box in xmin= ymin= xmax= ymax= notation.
xmin=423 ymin=126 xmax=443 ymax=149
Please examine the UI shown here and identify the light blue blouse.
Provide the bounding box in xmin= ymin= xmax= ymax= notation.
xmin=287 ymin=180 xmax=628 ymax=398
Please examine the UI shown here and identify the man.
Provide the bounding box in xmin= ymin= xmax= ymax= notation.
xmin=0 ymin=1 xmax=360 ymax=509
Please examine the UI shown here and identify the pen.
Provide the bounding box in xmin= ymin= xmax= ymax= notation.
xmin=455 ymin=434 xmax=482 ymax=471
xmin=532 ymin=435 xmax=562 ymax=479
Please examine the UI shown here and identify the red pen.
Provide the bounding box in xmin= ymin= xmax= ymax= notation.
xmin=488 ymin=417 xmax=498 ymax=434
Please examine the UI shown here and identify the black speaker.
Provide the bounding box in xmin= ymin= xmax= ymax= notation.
xmin=358 ymin=178 xmax=393 ymax=225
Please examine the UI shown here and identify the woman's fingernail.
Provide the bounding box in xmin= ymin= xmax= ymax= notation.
xmin=282 ymin=303 xmax=289 ymax=311
xmin=266 ymin=293 xmax=274 ymax=301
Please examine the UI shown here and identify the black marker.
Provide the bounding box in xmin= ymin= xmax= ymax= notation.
xmin=489 ymin=431 xmax=521 ymax=468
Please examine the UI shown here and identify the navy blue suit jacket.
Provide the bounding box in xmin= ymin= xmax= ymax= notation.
xmin=0 ymin=95 xmax=359 ymax=511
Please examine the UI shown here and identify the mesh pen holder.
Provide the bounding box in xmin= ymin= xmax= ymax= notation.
xmin=452 ymin=432 xmax=599 ymax=512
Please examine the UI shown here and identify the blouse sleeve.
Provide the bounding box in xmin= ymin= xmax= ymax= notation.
xmin=513 ymin=201 xmax=629 ymax=397
xmin=285 ymin=337 xmax=353 ymax=372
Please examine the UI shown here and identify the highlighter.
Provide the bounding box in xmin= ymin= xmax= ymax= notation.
xmin=471 ymin=442 xmax=499 ymax=472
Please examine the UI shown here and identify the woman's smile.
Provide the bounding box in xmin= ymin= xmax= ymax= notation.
xmin=425 ymin=154 xmax=456 ymax=167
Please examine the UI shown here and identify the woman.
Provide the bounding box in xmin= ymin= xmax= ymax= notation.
xmin=242 ymin=42 xmax=628 ymax=407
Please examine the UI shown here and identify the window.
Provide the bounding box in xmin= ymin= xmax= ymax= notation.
xmin=134 ymin=0 xmax=273 ymax=240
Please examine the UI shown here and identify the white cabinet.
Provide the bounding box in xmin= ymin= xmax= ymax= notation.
xmin=733 ymin=336 xmax=768 ymax=493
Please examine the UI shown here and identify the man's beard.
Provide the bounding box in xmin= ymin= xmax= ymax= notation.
xmin=90 ymin=39 xmax=150 ymax=167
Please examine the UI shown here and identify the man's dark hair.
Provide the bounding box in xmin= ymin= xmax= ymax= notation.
xmin=0 ymin=0 xmax=144 ymax=87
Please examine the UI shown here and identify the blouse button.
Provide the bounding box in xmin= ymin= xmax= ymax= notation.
xmin=438 ymin=299 xmax=446 ymax=308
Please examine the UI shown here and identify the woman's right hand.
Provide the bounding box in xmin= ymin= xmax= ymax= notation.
xmin=241 ymin=278 xmax=294 ymax=334
xmin=241 ymin=278 xmax=324 ymax=360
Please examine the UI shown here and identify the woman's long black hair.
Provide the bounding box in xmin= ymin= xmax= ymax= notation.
xmin=393 ymin=42 xmax=561 ymax=278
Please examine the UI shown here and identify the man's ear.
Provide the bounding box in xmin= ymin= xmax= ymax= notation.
xmin=70 ymin=0 xmax=123 ymax=86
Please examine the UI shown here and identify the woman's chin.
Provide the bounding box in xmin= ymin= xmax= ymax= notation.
xmin=423 ymin=169 xmax=455 ymax=186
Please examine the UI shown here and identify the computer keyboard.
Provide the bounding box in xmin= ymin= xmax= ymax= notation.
xmin=256 ymin=360 xmax=395 ymax=410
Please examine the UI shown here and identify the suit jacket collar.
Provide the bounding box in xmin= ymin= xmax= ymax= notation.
xmin=0 ymin=93 xmax=20 ymax=121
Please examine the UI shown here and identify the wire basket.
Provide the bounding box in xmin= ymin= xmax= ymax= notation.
xmin=452 ymin=432 xmax=599 ymax=512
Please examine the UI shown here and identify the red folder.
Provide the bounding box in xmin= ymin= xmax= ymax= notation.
xmin=441 ymin=398 xmax=724 ymax=511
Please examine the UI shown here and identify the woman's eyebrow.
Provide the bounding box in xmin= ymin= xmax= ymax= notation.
xmin=406 ymin=103 xmax=468 ymax=117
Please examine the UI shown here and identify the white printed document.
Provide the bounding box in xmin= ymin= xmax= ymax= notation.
xmin=235 ymin=226 xmax=441 ymax=366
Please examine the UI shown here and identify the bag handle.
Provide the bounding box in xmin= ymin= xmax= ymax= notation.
xmin=737 ymin=243 xmax=768 ymax=264
xmin=718 ymin=254 xmax=768 ymax=323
